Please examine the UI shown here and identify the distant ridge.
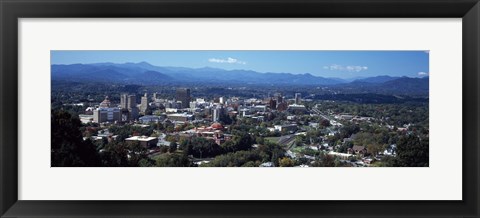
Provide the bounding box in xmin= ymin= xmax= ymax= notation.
xmin=51 ymin=62 xmax=429 ymax=95
xmin=352 ymin=75 xmax=400 ymax=84
xmin=52 ymin=62 xmax=343 ymax=85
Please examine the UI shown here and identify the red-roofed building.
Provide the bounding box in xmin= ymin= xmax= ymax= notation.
xmin=210 ymin=122 xmax=224 ymax=130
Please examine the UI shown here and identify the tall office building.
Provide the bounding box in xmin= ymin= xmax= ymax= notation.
xmin=176 ymin=88 xmax=191 ymax=109
xmin=269 ymin=98 xmax=277 ymax=109
xmin=140 ymin=93 xmax=149 ymax=113
xmin=128 ymin=95 xmax=136 ymax=109
xmin=275 ymin=93 xmax=283 ymax=104
xmin=120 ymin=94 xmax=138 ymax=121
xmin=295 ymin=93 xmax=302 ymax=104
xmin=129 ymin=107 xmax=139 ymax=120
xmin=277 ymin=102 xmax=288 ymax=111
xmin=120 ymin=94 xmax=128 ymax=109
xmin=212 ymin=106 xmax=222 ymax=122
xmin=120 ymin=94 xmax=137 ymax=109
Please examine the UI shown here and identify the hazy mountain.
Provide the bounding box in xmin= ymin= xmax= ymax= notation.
xmin=352 ymin=75 xmax=400 ymax=84
xmin=50 ymin=62 xmax=429 ymax=95
xmin=51 ymin=63 xmax=172 ymax=83
xmin=333 ymin=76 xmax=429 ymax=96
xmin=51 ymin=62 xmax=343 ymax=85
xmin=135 ymin=71 xmax=173 ymax=84
xmin=377 ymin=76 xmax=429 ymax=95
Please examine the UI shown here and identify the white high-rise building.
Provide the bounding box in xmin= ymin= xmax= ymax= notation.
xmin=140 ymin=93 xmax=149 ymax=113
xmin=213 ymin=106 xmax=222 ymax=122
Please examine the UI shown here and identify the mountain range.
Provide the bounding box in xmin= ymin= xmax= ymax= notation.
xmin=51 ymin=62 xmax=429 ymax=95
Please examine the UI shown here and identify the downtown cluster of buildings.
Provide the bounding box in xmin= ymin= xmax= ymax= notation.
xmin=81 ymin=88 xmax=191 ymax=124
xmin=80 ymin=88 xmax=308 ymax=126
xmin=78 ymin=88 xmax=311 ymax=149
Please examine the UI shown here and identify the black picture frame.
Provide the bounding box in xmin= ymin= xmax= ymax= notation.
xmin=1 ymin=0 xmax=479 ymax=217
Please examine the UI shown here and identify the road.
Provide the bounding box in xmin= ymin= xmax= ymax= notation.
xmin=277 ymin=134 xmax=296 ymax=148
xmin=312 ymin=108 xmax=332 ymax=121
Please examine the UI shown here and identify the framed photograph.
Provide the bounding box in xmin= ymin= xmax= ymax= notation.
xmin=1 ymin=0 xmax=479 ymax=217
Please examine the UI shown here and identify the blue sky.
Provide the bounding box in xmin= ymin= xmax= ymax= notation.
xmin=51 ymin=50 xmax=429 ymax=79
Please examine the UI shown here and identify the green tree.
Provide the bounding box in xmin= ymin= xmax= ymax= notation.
xmin=126 ymin=141 xmax=150 ymax=166
xmin=155 ymin=153 xmax=191 ymax=167
xmin=51 ymin=110 xmax=100 ymax=167
xmin=311 ymin=153 xmax=336 ymax=167
xmin=366 ymin=143 xmax=385 ymax=157
xmin=279 ymin=157 xmax=295 ymax=167
xmin=394 ymin=135 xmax=429 ymax=167
xmin=201 ymin=150 xmax=262 ymax=167
xmin=181 ymin=137 xmax=222 ymax=158
xmin=169 ymin=142 xmax=178 ymax=153
xmin=221 ymin=132 xmax=254 ymax=153
xmin=138 ymin=158 xmax=156 ymax=167
xmin=320 ymin=119 xmax=331 ymax=127
xmin=159 ymin=146 xmax=169 ymax=153
xmin=99 ymin=142 xmax=129 ymax=167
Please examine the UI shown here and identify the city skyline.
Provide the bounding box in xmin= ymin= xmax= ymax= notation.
xmin=51 ymin=50 xmax=429 ymax=79
xmin=51 ymin=50 xmax=429 ymax=168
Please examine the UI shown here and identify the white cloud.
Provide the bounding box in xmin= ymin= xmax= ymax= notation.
xmin=418 ymin=71 xmax=429 ymax=76
xmin=323 ymin=64 xmax=368 ymax=72
xmin=208 ymin=57 xmax=246 ymax=65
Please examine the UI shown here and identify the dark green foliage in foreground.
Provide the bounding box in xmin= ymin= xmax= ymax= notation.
xmin=180 ymin=137 xmax=223 ymax=158
xmin=52 ymin=110 xmax=155 ymax=167
xmin=202 ymin=142 xmax=285 ymax=167
xmin=138 ymin=158 xmax=156 ymax=167
xmin=99 ymin=141 xmax=151 ymax=167
xmin=394 ymin=135 xmax=429 ymax=167
xmin=179 ymin=132 xmax=255 ymax=159
xmin=98 ymin=142 xmax=129 ymax=167
xmin=221 ymin=132 xmax=254 ymax=153
xmin=371 ymin=134 xmax=429 ymax=167
xmin=169 ymin=142 xmax=178 ymax=153
xmin=200 ymin=150 xmax=263 ymax=167
xmin=311 ymin=153 xmax=340 ymax=167
xmin=155 ymin=153 xmax=192 ymax=167
xmin=51 ymin=110 xmax=100 ymax=167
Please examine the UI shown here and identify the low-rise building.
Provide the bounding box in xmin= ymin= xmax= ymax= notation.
xmin=251 ymin=105 xmax=267 ymax=112
xmin=337 ymin=114 xmax=354 ymax=120
xmin=287 ymin=104 xmax=307 ymax=114
xmin=213 ymin=131 xmax=232 ymax=145
xmin=125 ymin=136 xmax=158 ymax=148
xmin=79 ymin=114 xmax=94 ymax=124
xmin=274 ymin=124 xmax=298 ymax=133
xmin=167 ymin=113 xmax=194 ymax=122
xmin=139 ymin=115 xmax=162 ymax=123
xmin=348 ymin=145 xmax=367 ymax=156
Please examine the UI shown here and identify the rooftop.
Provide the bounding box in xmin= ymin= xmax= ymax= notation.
xmin=125 ymin=136 xmax=157 ymax=142
xmin=167 ymin=113 xmax=193 ymax=117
